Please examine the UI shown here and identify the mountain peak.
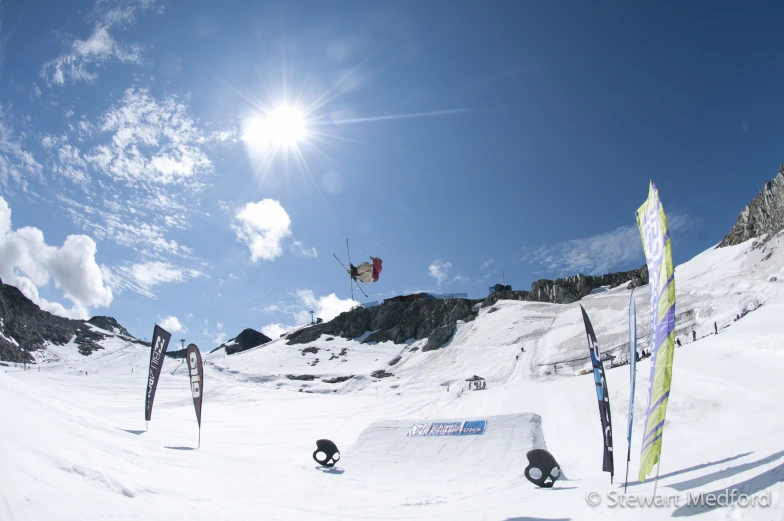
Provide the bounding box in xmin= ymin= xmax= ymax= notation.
xmin=718 ymin=164 xmax=784 ymax=247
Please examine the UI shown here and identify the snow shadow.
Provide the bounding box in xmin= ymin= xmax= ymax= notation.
xmin=120 ymin=429 xmax=146 ymax=435
xmin=667 ymin=450 xmax=784 ymax=492
xmin=314 ymin=466 xmax=344 ymax=475
xmin=671 ymin=460 xmax=784 ymax=517
xmin=165 ymin=446 xmax=196 ymax=451
xmin=626 ymin=451 xmax=752 ymax=487
xmin=503 ymin=517 xmax=571 ymax=521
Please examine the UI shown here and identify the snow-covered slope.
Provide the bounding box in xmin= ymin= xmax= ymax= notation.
xmin=1 ymin=234 xmax=783 ymax=520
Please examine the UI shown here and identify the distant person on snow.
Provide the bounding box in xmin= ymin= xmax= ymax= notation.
xmin=714 ymin=322 xmax=718 ymax=335
xmin=676 ymin=338 xmax=682 ymax=348
xmin=692 ymin=330 xmax=697 ymax=342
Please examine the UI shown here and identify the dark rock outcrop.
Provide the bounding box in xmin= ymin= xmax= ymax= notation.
xmin=0 ymin=277 xmax=138 ymax=363
xmin=480 ymin=266 xmax=649 ymax=308
xmin=285 ymin=298 xmax=476 ymax=347
xmin=322 ymin=375 xmax=353 ymax=384
xmin=213 ymin=328 xmax=272 ymax=355
xmin=388 ymin=356 xmax=402 ymax=366
xmin=718 ymin=165 xmax=784 ymax=247
xmin=286 ymin=374 xmax=316 ymax=381
xmin=371 ymin=370 xmax=394 ymax=378
xmin=88 ymin=316 xmax=132 ymax=337
xmin=423 ymin=324 xmax=456 ymax=352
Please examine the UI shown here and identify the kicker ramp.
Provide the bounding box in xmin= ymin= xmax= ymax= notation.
xmin=346 ymin=413 xmax=548 ymax=481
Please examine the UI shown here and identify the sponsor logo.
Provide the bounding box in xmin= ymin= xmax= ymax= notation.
xmin=188 ymin=350 xmax=201 ymax=398
xmin=407 ymin=420 xmax=487 ymax=437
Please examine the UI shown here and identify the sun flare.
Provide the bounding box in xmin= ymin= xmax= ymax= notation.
xmin=242 ymin=104 xmax=309 ymax=150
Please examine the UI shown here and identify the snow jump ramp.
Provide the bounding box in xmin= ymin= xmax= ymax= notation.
xmin=345 ymin=413 xmax=554 ymax=481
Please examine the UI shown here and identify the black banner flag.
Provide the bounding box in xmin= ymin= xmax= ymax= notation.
xmin=186 ymin=344 xmax=204 ymax=431
xmin=145 ymin=325 xmax=171 ymax=422
xmin=580 ymin=305 xmax=614 ymax=481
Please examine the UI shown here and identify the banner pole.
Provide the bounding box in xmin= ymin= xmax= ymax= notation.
xmin=198 ymin=427 xmax=201 ymax=449
xmin=146 ymin=420 xmax=148 ymax=432
xmin=653 ymin=457 xmax=662 ymax=496
xmin=624 ymin=455 xmax=631 ymax=493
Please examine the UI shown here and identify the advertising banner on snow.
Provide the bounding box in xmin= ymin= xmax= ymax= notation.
xmin=635 ymin=181 xmax=676 ymax=482
xmin=186 ymin=344 xmax=204 ymax=428
xmin=580 ymin=305 xmax=614 ymax=481
xmin=145 ymin=325 xmax=171 ymax=422
xmin=407 ymin=420 xmax=488 ymax=437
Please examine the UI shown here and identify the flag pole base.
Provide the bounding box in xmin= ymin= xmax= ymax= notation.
xmin=653 ymin=457 xmax=662 ymax=495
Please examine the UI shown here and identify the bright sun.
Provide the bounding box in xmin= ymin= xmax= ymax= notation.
xmin=243 ymin=104 xmax=308 ymax=150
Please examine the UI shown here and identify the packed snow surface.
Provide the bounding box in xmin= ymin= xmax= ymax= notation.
xmin=1 ymin=234 xmax=784 ymax=520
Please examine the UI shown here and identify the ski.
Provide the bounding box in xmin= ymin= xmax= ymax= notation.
xmin=333 ymin=250 xmax=368 ymax=299
xmin=346 ymin=239 xmax=353 ymax=300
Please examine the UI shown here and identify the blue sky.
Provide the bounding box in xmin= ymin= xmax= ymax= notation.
xmin=0 ymin=0 xmax=781 ymax=345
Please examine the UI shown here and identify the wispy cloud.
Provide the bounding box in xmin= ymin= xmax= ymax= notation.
xmin=40 ymin=0 xmax=158 ymax=87
xmin=427 ymin=260 xmax=452 ymax=286
xmin=0 ymin=1 xmax=19 ymax=77
xmin=202 ymin=326 xmax=227 ymax=348
xmin=522 ymin=215 xmax=696 ymax=276
xmin=86 ymin=88 xmax=213 ymax=186
xmin=291 ymin=240 xmax=318 ymax=258
xmin=49 ymin=87 xmax=233 ymax=274
xmin=113 ymin=260 xmax=205 ymax=298
xmin=0 ymin=106 xmax=43 ymax=191
xmin=0 ymin=196 xmax=113 ymax=319
xmin=480 ymin=259 xmax=493 ymax=270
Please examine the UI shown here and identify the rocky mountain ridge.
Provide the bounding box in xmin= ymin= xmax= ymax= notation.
xmin=718 ymin=165 xmax=784 ymax=247
xmin=0 ymin=277 xmax=141 ymax=363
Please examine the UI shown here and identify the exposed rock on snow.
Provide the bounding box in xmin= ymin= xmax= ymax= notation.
xmin=423 ymin=324 xmax=456 ymax=352
xmin=286 ymin=374 xmax=316 ymax=381
xmin=322 ymin=375 xmax=353 ymax=384
xmin=285 ymin=298 xmax=476 ymax=346
xmin=480 ymin=266 xmax=649 ymax=308
xmin=87 ymin=316 xmax=133 ymax=338
xmin=371 ymin=369 xmax=394 ymax=378
xmin=213 ymin=328 xmax=272 ymax=355
xmin=719 ymin=164 xmax=784 ymax=247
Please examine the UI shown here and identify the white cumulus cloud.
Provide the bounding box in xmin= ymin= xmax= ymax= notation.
xmin=261 ymin=323 xmax=287 ymax=339
xmin=159 ymin=315 xmax=183 ymax=333
xmin=0 ymin=196 xmax=113 ymax=319
xmin=294 ymin=289 xmax=355 ymax=324
xmin=231 ymin=199 xmax=292 ymax=262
